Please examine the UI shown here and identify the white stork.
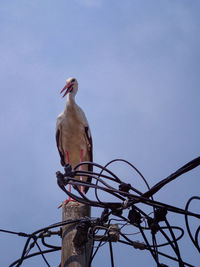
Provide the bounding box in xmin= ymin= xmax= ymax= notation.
xmin=56 ymin=77 xmax=93 ymax=204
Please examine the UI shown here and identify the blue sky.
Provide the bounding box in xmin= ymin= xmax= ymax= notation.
xmin=0 ymin=0 xmax=199 ymax=266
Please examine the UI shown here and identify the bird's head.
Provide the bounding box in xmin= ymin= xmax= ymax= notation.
xmin=60 ymin=77 xmax=78 ymax=98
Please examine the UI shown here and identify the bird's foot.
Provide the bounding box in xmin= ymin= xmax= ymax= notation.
xmin=57 ymin=198 xmax=79 ymax=209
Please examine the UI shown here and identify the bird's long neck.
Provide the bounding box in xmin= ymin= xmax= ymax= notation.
xmin=64 ymin=94 xmax=76 ymax=112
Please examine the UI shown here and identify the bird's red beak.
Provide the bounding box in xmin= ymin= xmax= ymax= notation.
xmin=60 ymin=83 xmax=73 ymax=98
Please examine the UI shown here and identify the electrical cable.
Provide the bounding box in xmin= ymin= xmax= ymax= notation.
xmin=2 ymin=157 xmax=199 ymax=266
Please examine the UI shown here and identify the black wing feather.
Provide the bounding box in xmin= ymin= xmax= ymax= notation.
xmin=84 ymin=126 xmax=93 ymax=193
xmin=56 ymin=129 xmax=65 ymax=166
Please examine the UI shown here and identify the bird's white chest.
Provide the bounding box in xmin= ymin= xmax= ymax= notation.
xmin=63 ymin=105 xmax=85 ymax=135
xmin=58 ymin=104 xmax=88 ymax=163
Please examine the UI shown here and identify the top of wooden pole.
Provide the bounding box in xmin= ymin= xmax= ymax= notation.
xmin=61 ymin=202 xmax=92 ymax=267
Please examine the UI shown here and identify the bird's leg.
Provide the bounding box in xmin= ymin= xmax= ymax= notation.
xmin=58 ymin=150 xmax=76 ymax=208
xmin=65 ymin=150 xmax=72 ymax=202
xmin=80 ymin=149 xmax=84 ymax=194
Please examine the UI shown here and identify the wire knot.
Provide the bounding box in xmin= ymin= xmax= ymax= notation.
xmin=100 ymin=208 xmax=109 ymax=224
xmin=119 ymin=182 xmax=131 ymax=193
xmin=128 ymin=207 xmax=142 ymax=226
xmin=73 ymin=220 xmax=91 ymax=250
xmin=64 ymin=164 xmax=74 ymax=177
xmin=147 ymin=217 xmax=159 ymax=234
xmin=154 ymin=207 xmax=167 ymax=223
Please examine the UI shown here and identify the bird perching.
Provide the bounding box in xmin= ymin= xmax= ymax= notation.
xmin=56 ymin=77 xmax=93 ymax=206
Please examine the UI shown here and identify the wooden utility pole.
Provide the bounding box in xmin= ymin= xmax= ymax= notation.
xmin=61 ymin=202 xmax=92 ymax=267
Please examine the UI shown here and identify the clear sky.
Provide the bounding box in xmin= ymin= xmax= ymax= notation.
xmin=0 ymin=0 xmax=199 ymax=266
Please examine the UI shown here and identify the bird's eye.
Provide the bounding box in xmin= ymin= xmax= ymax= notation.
xmin=71 ymin=79 xmax=75 ymax=83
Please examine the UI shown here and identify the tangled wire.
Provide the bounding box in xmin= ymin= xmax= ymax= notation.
xmin=2 ymin=156 xmax=200 ymax=267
